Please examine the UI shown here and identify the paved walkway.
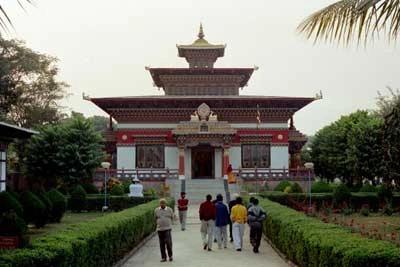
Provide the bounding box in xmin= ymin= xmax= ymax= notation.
xmin=122 ymin=204 xmax=289 ymax=267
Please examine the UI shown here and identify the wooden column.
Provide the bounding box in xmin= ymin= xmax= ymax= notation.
xmin=178 ymin=147 xmax=185 ymax=180
xmin=222 ymin=146 xmax=230 ymax=176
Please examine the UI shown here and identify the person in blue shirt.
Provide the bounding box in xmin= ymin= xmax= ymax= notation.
xmin=214 ymin=194 xmax=230 ymax=249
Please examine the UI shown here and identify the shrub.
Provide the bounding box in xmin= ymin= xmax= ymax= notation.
xmin=359 ymin=183 xmax=377 ymax=192
xmin=107 ymin=177 xmax=123 ymax=191
xmin=34 ymin=190 xmax=53 ymax=224
xmin=360 ymin=205 xmax=370 ymax=216
xmin=333 ymin=184 xmax=351 ymax=207
xmin=70 ymin=185 xmax=87 ymax=212
xmin=82 ymin=182 xmax=99 ymax=194
xmin=110 ymin=184 xmax=124 ymax=196
xmin=377 ymin=185 xmax=393 ymax=203
xmin=291 ymin=182 xmax=303 ymax=193
xmin=122 ymin=180 xmax=131 ymax=193
xmin=283 ymin=186 xmax=292 ymax=193
xmin=274 ymin=181 xmax=291 ymax=192
xmin=349 ymin=183 xmax=363 ymax=192
xmin=20 ymin=191 xmax=47 ymax=228
xmin=0 ymin=210 xmax=29 ymax=247
xmin=382 ymin=203 xmax=394 ymax=216
xmin=143 ymin=188 xmax=157 ymax=198
xmin=311 ymin=181 xmax=332 ymax=193
xmin=47 ymin=189 xmax=67 ymax=222
xmin=0 ymin=191 xmax=24 ymax=218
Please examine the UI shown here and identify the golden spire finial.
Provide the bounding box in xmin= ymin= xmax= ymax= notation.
xmin=198 ymin=23 xmax=205 ymax=39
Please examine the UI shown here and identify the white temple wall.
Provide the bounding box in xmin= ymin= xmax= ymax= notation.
xmin=184 ymin=148 xmax=192 ymax=179
xmin=270 ymin=146 xmax=289 ymax=169
xmin=229 ymin=146 xmax=242 ymax=169
xmin=165 ymin=146 xmax=179 ymax=169
xmin=214 ymin=148 xmax=222 ymax=178
xmin=117 ymin=146 xmax=135 ymax=169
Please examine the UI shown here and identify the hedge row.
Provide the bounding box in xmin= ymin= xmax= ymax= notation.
xmin=260 ymin=192 xmax=400 ymax=211
xmin=66 ymin=195 xmax=156 ymax=212
xmin=0 ymin=198 xmax=175 ymax=267
xmin=260 ymin=198 xmax=400 ymax=267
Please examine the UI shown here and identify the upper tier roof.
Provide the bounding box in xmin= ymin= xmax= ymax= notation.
xmin=176 ymin=24 xmax=226 ymax=68
xmin=147 ymin=67 xmax=255 ymax=95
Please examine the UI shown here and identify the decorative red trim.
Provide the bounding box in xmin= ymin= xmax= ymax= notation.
xmin=233 ymin=129 xmax=288 ymax=143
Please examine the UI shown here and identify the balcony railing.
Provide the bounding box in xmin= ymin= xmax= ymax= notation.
xmin=94 ymin=168 xmax=179 ymax=181
xmin=233 ymin=167 xmax=314 ymax=181
xmin=93 ymin=167 xmax=313 ymax=181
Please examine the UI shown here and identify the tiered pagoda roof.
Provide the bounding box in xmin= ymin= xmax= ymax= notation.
xmin=89 ymin=24 xmax=318 ymax=123
xmin=147 ymin=24 xmax=256 ymax=96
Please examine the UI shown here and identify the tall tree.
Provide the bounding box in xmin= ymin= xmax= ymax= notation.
xmin=310 ymin=110 xmax=384 ymax=183
xmin=298 ymin=0 xmax=400 ymax=45
xmin=0 ymin=37 xmax=68 ymax=127
xmin=24 ymin=117 xmax=105 ymax=189
xmin=377 ymin=88 xmax=400 ymax=185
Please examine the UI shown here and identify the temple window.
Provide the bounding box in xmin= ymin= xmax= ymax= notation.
xmin=136 ymin=145 xmax=165 ymax=168
xmin=241 ymin=144 xmax=270 ymax=168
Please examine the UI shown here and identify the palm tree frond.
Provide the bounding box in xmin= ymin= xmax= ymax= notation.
xmin=298 ymin=0 xmax=400 ymax=45
xmin=0 ymin=1 xmax=34 ymax=34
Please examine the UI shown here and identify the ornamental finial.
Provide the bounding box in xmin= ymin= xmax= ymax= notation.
xmin=315 ymin=90 xmax=323 ymax=100
xmin=198 ymin=23 xmax=205 ymax=39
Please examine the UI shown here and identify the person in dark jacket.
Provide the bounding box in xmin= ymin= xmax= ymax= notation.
xmin=199 ymin=194 xmax=216 ymax=251
xmin=247 ymin=198 xmax=266 ymax=253
xmin=214 ymin=194 xmax=229 ymax=249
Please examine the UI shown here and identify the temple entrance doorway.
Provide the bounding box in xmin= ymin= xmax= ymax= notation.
xmin=191 ymin=145 xmax=214 ymax=179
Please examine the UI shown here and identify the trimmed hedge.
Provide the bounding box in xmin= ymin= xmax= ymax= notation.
xmin=47 ymin=189 xmax=67 ymax=222
xmin=70 ymin=185 xmax=87 ymax=212
xmin=260 ymin=191 xmax=400 ymax=212
xmin=260 ymin=198 xmax=400 ymax=267
xmin=274 ymin=180 xmax=291 ymax=192
xmin=0 ymin=191 xmax=24 ymax=218
xmin=20 ymin=191 xmax=47 ymax=228
xmin=0 ymin=198 xmax=175 ymax=267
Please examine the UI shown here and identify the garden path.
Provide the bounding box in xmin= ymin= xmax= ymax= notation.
xmin=121 ymin=204 xmax=289 ymax=267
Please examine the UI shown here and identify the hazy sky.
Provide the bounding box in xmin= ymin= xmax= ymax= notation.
xmin=4 ymin=0 xmax=400 ymax=135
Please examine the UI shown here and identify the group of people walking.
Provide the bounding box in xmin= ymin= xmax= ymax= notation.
xmin=199 ymin=194 xmax=266 ymax=253
xmin=154 ymin=192 xmax=266 ymax=262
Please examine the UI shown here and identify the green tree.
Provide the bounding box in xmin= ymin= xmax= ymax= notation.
xmin=377 ymin=88 xmax=400 ymax=185
xmin=310 ymin=110 xmax=384 ymax=183
xmin=64 ymin=112 xmax=111 ymax=133
xmin=24 ymin=117 xmax=105 ymax=189
xmin=298 ymin=0 xmax=400 ymax=45
xmin=0 ymin=37 xmax=68 ymax=128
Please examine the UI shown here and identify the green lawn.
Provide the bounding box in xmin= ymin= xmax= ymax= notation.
xmin=28 ymin=212 xmax=104 ymax=240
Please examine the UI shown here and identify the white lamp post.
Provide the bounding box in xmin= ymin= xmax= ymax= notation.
xmin=101 ymin=162 xmax=111 ymax=212
xmin=304 ymin=162 xmax=314 ymax=209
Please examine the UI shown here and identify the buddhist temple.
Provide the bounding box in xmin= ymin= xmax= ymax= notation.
xmin=89 ymin=25 xmax=317 ymax=187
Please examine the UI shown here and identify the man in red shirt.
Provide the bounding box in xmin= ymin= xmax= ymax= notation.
xmin=199 ymin=194 xmax=216 ymax=251
xmin=177 ymin=192 xmax=189 ymax=231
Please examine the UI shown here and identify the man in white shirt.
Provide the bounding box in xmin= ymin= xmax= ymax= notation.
xmin=128 ymin=177 xmax=143 ymax=197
